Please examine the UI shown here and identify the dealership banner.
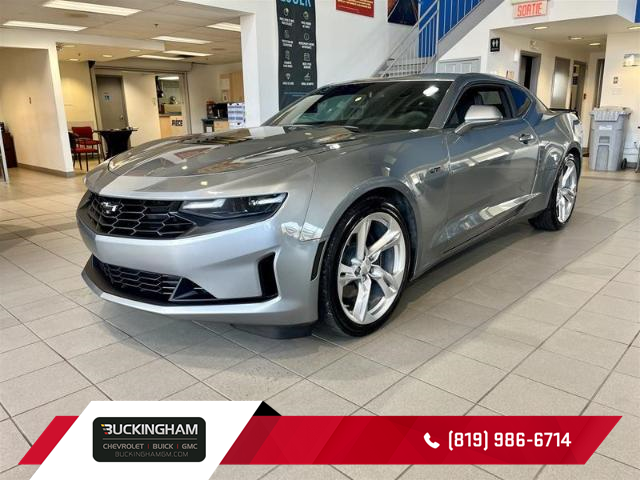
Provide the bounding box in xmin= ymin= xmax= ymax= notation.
xmin=277 ymin=0 xmax=318 ymax=109
xmin=20 ymin=401 xmax=620 ymax=478
xmin=336 ymin=0 xmax=374 ymax=17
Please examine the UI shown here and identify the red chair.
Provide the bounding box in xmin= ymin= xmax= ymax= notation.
xmin=71 ymin=126 xmax=103 ymax=161
xmin=68 ymin=131 xmax=97 ymax=171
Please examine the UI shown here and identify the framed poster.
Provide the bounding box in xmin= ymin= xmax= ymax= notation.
xmin=387 ymin=0 xmax=418 ymax=25
xmin=336 ymin=0 xmax=374 ymax=17
xmin=277 ymin=0 xmax=318 ymax=109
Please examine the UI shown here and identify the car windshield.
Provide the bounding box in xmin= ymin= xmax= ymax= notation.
xmin=267 ymin=81 xmax=451 ymax=132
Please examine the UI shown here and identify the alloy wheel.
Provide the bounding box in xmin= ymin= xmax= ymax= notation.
xmin=337 ymin=212 xmax=407 ymax=325
xmin=556 ymin=156 xmax=578 ymax=223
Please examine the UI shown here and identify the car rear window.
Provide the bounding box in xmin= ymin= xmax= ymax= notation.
xmin=509 ymin=86 xmax=533 ymax=117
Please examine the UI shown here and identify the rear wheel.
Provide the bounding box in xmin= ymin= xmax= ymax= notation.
xmin=319 ymin=197 xmax=411 ymax=336
xmin=529 ymin=153 xmax=578 ymax=231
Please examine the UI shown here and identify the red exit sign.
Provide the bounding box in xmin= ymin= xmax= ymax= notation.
xmin=513 ymin=0 xmax=548 ymax=18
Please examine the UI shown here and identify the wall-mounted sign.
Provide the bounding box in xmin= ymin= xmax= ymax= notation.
xmin=278 ymin=0 xmax=317 ymax=109
xmin=512 ymin=0 xmax=547 ymax=18
xmin=336 ymin=0 xmax=374 ymax=17
xmin=490 ymin=37 xmax=501 ymax=52
xmin=388 ymin=0 xmax=419 ymax=26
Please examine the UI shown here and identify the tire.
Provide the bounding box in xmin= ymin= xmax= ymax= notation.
xmin=319 ymin=196 xmax=411 ymax=336
xmin=529 ymin=153 xmax=579 ymax=231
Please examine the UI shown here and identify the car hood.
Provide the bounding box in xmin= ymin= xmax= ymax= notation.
xmin=107 ymin=125 xmax=364 ymax=177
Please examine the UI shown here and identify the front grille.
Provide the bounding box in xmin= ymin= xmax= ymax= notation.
xmin=93 ymin=257 xmax=216 ymax=304
xmin=84 ymin=193 xmax=195 ymax=239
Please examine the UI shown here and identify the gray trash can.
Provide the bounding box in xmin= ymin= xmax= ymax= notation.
xmin=589 ymin=107 xmax=631 ymax=171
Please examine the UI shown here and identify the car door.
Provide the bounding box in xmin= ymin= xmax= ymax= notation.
xmin=443 ymin=82 xmax=539 ymax=249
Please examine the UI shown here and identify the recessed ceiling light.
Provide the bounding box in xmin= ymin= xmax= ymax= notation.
xmin=165 ymin=50 xmax=211 ymax=57
xmin=69 ymin=58 xmax=79 ymax=61
xmin=533 ymin=26 xmax=548 ymax=30
xmin=207 ymin=22 xmax=241 ymax=32
xmin=152 ymin=35 xmax=210 ymax=45
xmin=2 ymin=20 xmax=86 ymax=31
xmin=129 ymin=49 xmax=141 ymax=53
xmin=589 ymin=42 xmax=601 ymax=46
xmin=569 ymin=36 xmax=583 ymax=40
xmin=629 ymin=25 xmax=640 ymax=30
xmin=138 ymin=54 xmax=182 ymax=61
xmin=158 ymin=76 xmax=179 ymax=81
xmin=63 ymin=44 xmax=76 ymax=48
xmin=102 ymin=54 xmax=113 ymax=58
xmin=43 ymin=0 xmax=140 ymax=16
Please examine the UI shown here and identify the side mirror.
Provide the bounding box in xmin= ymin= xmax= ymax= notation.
xmin=454 ymin=105 xmax=503 ymax=135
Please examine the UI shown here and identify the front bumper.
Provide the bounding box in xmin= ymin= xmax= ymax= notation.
xmin=77 ymin=215 xmax=322 ymax=327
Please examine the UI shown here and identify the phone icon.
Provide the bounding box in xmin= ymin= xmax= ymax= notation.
xmin=424 ymin=432 xmax=440 ymax=449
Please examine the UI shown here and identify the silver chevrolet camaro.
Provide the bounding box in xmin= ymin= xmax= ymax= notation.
xmin=78 ymin=73 xmax=582 ymax=337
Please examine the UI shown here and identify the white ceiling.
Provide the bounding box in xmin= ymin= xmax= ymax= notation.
xmin=0 ymin=0 xmax=243 ymax=64
xmin=498 ymin=15 xmax=639 ymax=51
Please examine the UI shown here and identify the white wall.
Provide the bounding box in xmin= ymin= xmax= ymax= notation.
xmin=188 ymin=0 xmax=410 ymax=125
xmin=315 ymin=0 xmax=407 ymax=85
xmin=59 ymin=61 xmax=98 ymax=130
xmin=187 ymin=62 xmax=242 ymax=133
xmin=121 ymin=73 xmax=162 ymax=146
xmin=485 ymin=31 xmax=590 ymax=107
xmin=0 ymin=47 xmax=73 ymax=174
xmin=600 ymin=31 xmax=640 ymax=157
xmin=439 ymin=0 xmax=623 ymax=70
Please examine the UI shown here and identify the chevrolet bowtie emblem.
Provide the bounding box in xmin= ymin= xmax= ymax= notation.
xmin=100 ymin=201 xmax=119 ymax=214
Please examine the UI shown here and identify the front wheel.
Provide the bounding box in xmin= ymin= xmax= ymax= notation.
xmin=319 ymin=196 xmax=411 ymax=336
xmin=529 ymin=153 xmax=579 ymax=231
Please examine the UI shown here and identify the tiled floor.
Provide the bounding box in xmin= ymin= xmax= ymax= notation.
xmin=0 ymin=167 xmax=639 ymax=480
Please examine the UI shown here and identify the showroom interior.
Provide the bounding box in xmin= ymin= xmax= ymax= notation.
xmin=0 ymin=0 xmax=639 ymax=479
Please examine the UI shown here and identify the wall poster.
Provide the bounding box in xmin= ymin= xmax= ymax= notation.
xmin=277 ymin=0 xmax=318 ymax=109
xmin=387 ymin=0 xmax=418 ymax=25
xmin=336 ymin=0 xmax=374 ymax=17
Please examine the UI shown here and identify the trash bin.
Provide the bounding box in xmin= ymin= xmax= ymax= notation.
xmin=589 ymin=107 xmax=631 ymax=171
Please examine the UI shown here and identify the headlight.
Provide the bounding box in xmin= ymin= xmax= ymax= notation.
xmin=179 ymin=193 xmax=287 ymax=219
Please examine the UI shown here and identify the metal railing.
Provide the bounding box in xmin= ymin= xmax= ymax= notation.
xmin=377 ymin=0 xmax=484 ymax=78
xmin=377 ymin=1 xmax=439 ymax=78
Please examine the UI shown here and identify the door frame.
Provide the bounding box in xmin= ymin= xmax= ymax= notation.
xmin=91 ymin=67 xmax=192 ymax=134
xmin=518 ymin=50 xmax=541 ymax=95
xmin=93 ymin=74 xmax=129 ymax=130
xmin=570 ymin=60 xmax=587 ymax=116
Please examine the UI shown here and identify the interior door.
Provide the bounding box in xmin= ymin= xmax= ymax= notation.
xmin=550 ymin=57 xmax=571 ymax=109
xmin=444 ymin=83 xmax=539 ymax=248
xmin=96 ymin=76 xmax=127 ymax=129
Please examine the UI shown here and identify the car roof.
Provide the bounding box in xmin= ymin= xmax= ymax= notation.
xmin=336 ymin=72 xmax=516 ymax=85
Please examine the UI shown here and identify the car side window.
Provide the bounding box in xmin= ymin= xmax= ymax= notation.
xmin=509 ymin=86 xmax=532 ymax=117
xmin=446 ymin=85 xmax=512 ymax=128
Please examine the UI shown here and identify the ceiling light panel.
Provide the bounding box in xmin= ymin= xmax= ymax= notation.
xmin=2 ymin=20 xmax=86 ymax=31
xmin=138 ymin=54 xmax=182 ymax=61
xmin=207 ymin=22 xmax=241 ymax=32
xmin=165 ymin=50 xmax=211 ymax=57
xmin=43 ymin=0 xmax=140 ymax=16
xmin=152 ymin=36 xmax=210 ymax=44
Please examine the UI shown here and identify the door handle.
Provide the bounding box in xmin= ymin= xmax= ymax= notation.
xmin=518 ymin=133 xmax=535 ymax=144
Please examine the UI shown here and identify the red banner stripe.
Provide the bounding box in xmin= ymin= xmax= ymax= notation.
xmin=20 ymin=416 xmax=78 ymax=465
xmin=221 ymin=416 xmax=620 ymax=465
